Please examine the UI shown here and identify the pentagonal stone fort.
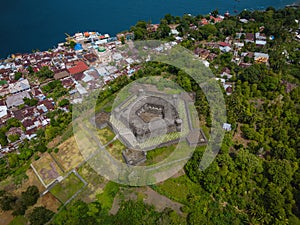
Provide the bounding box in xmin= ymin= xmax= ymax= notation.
xmin=127 ymin=95 xmax=182 ymax=142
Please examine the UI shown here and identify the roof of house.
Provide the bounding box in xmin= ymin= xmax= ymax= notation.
xmin=219 ymin=42 xmax=230 ymax=47
xmin=54 ymin=70 xmax=70 ymax=80
xmin=255 ymin=40 xmax=267 ymax=46
xmin=9 ymin=79 xmax=30 ymax=94
xmin=6 ymin=91 xmax=31 ymax=108
xmin=13 ymin=106 xmax=36 ymax=121
xmin=67 ymin=61 xmax=89 ymax=75
xmin=254 ymin=52 xmax=269 ymax=59
xmin=223 ymin=123 xmax=232 ymax=131
xmin=0 ymin=105 xmax=7 ymax=118
xmin=61 ymin=78 xmax=74 ymax=88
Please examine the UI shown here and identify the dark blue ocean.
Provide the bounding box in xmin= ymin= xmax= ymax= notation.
xmin=0 ymin=0 xmax=297 ymax=58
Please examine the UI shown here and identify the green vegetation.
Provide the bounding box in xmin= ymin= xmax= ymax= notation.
xmin=58 ymin=98 xmax=70 ymax=107
xmin=153 ymin=175 xmax=201 ymax=204
xmin=36 ymin=66 xmax=54 ymax=79
xmin=8 ymin=134 xmax=20 ymax=143
xmin=146 ymin=145 xmax=176 ymax=165
xmin=50 ymin=172 xmax=85 ymax=203
xmin=23 ymin=97 xmax=38 ymax=106
xmin=28 ymin=206 xmax=54 ymax=225
xmin=97 ymin=127 xmax=115 ymax=145
xmin=0 ymin=80 xmax=8 ymax=85
xmin=42 ymin=80 xmax=67 ymax=100
xmin=0 ymin=186 xmax=40 ymax=216
xmin=0 ymin=6 xmax=299 ymax=225
xmin=52 ymin=200 xmax=103 ymax=225
xmin=96 ymin=181 xmax=119 ymax=211
xmin=106 ymin=140 xmax=126 ymax=161
xmin=14 ymin=72 xmax=22 ymax=81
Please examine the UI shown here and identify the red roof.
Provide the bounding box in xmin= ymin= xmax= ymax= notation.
xmin=210 ymin=16 xmax=222 ymax=23
xmin=201 ymin=18 xmax=209 ymax=25
xmin=67 ymin=61 xmax=89 ymax=75
xmin=219 ymin=42 xmax=230 ymax=47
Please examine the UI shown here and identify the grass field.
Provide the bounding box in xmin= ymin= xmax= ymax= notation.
xmin=31 ymin=153 xmax=64 ymax=187
xmin=52 ymin=136 xmax=84 ymax=172
xmin=97 ymin=127 xmax=115 ymax=145
xmin=106 ymin=140 xmax=126 ymax=162
xmin=153 ymin=175 xmax=201 ymax=204
xmin=145 ymin=145 xmax=176 ymax=165
xmin=50 ymin=172 xmax=85 ymax=203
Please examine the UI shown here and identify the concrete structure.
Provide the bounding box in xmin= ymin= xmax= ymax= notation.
xmin=0 ymin=105 xmax=8 ymax=118
xmin=223 ymin=123 xmax=232 ymax=131
xmin=122 ymin=149 xmax=147 ymax=166
xmin=9 ymin=78 xmax=30 ymax=94
xmin=186 ymin=129 xmax=207 ymax=147
xmin=115 ymin=90 xmax=182 ymax=143
xmin=6 ymin=91 xmax=31 ymax=108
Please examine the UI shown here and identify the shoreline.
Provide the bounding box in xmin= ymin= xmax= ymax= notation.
xmin=1 ymin=3 xmax=298 ymax=60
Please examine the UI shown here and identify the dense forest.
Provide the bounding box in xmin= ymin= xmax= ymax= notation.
xmin=0 ymin=6 xmax=299 ymax=225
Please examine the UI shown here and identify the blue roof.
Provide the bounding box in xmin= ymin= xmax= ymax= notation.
xmin=74 ymin=43 xmax=83 ymax=51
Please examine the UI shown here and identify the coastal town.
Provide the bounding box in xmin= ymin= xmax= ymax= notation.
xmin=0 ymin=10 xmax=293 ymax=157
xmin=0 ymin=4 xmax=299 ymax=225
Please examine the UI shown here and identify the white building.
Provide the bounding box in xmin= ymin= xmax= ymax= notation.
xmin=9 ymin=78 xmax=30 ymax=94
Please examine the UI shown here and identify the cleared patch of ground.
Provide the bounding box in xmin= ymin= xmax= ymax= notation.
xmin=50 ymin=172 xmax=84 ymax=204
xmin=0 ymin=211 xmax=14 ymax=225
xmin=76 ymin=163 xmax=108 ymax=202
xmin=8 ymin=215 xmax=28 ymax=225
xmin=110 ymin=186 xmax=184 ymax=216
xmin=52 ymin=136 xmax=84 ymax=172
xmin=106 ymin=140 xmax=126 ymax=162
xmin=97 ymin=127 xmax=115 ymax=145
xmin=31 ymin=153 xmax=63 ymax=187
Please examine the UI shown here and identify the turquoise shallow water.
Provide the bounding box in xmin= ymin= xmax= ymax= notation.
xmin=0 ymin=0 xmax=296 ymax=58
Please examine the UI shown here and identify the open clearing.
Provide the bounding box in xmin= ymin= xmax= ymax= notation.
xmin=110 ymin=186 xmax=184 ymax=216
xmin=52 ymin=136 xmax=84 ymax=172
xmin=106 ymin=140 xmax=126 ymax=162
xmin=154 ymin=175 xmax=201 ymax=204
xmin=50 ymin=172 xmax=84 ymax=203
xmin=143 ymin=145 xmax=176 ymax=166
xmin=97 ymin=127 xmax=115 ymax=145
xmin=76 ymin=162 xmax=108 ymax=202
xmin=8 ymin=216 xmax=28 ymax=225
xmin=31 ymin=153 xmax=63 ymax=187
